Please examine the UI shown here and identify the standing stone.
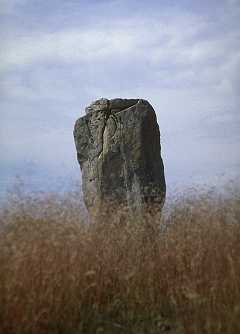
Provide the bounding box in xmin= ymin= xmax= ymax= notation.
xmin=74 ymin=98 xmax=166 ymax=226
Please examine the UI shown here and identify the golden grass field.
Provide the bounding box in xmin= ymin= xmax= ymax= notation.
xmin=0 ymin=178 xmax=240 ymax=333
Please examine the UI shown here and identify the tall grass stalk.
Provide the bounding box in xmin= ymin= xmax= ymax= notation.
xmin=0 ymin=179 xmax=240 ymax=333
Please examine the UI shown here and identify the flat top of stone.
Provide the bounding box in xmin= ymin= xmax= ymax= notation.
xmin=85 ymin=98 xmax=142 ymax=114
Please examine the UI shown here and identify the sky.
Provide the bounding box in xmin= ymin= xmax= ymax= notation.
xmin=0 ymin=0 xmax=240 ymax=195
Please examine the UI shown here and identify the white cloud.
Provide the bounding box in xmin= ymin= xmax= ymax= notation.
xmin=1 ymin=0 xmax=238 ymax=100
xmin=207 ymin=113 xmax=240 ymax=125
xmin=1 ymin=14 xmax=238 ymax=103
xmin=0 ymin=7 xmax=211 ymax=70
xmin=0 ymin=26 xmax=145 ymax=69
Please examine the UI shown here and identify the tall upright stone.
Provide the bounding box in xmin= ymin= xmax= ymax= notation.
xmin=74 ymin=98 xmax=166 ymax=226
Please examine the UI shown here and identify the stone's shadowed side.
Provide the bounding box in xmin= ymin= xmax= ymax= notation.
xmin=74 ymin=98 xmax=166 ymax=226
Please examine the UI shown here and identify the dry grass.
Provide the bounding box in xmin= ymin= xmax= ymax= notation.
xmin=0 ymin=178 xmax=240 ymax=333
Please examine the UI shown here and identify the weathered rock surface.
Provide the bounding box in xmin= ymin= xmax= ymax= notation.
xmin=74 ymin=98 xmax=166 ymax=225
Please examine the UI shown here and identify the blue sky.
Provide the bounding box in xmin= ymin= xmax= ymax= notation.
xmin=0 ymin=0 xmax=240 ymax=194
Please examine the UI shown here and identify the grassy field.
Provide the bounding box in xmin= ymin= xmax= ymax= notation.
xmin=0 ymin=178 xmax=240 ymax=333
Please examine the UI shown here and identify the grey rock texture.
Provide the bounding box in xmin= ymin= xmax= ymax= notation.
xmin=74 ymin=98 xmax=166 ymax=226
